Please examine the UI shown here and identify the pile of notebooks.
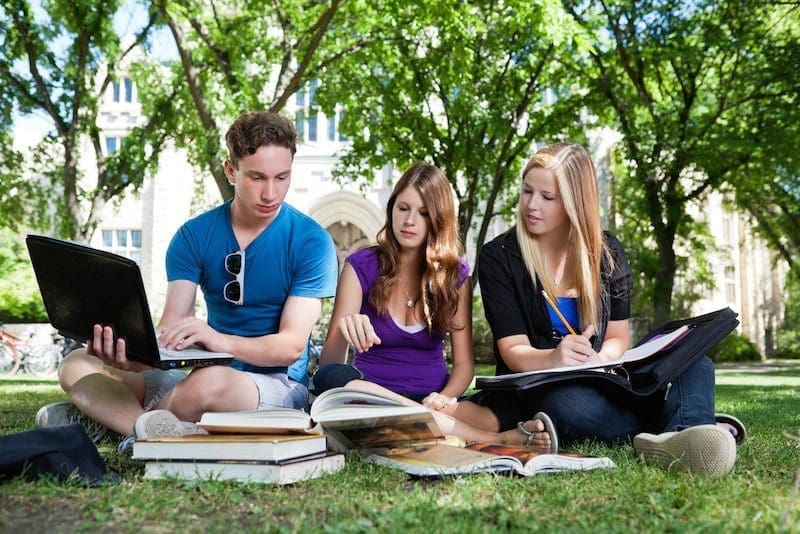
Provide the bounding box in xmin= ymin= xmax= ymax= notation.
xmin=132 ymin=431 xmax=344 ymax=485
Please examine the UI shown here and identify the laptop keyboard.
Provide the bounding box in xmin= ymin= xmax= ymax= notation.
xmin=159 ymin=345 xmax=230 ymax=360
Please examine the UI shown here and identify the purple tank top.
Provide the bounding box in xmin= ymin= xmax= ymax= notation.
xmin=348 ymin=247 xmax=470 ymax=395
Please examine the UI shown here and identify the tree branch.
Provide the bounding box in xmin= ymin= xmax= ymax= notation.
xmin=269 ymin=0 xmax=342 ymax=112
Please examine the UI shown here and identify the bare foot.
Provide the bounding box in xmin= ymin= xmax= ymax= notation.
xmin=497 ymin=419 xmax=552 ymax=450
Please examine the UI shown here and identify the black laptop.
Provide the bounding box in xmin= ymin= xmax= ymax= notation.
xmin=26 ymin=234 xmax=233 ymax=369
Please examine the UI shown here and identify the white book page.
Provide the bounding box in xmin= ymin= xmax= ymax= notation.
xmin=615 ymin=324 xmax=690 ymax=364
xmin=478 ymin=324 xmax=691 ymax=383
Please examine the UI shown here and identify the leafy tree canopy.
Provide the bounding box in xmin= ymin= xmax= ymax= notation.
xmin=565 ymin=0 xmax=799 ymax=322
xmin=316 ymin=0 xmax=588 ymax=278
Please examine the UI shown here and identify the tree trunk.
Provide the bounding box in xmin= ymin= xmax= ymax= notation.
xmin=652 ymin=238 xmax=676 ymax=325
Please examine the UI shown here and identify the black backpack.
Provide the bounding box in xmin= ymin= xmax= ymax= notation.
xmin=0 ymin=424 xmax=109 ymax=486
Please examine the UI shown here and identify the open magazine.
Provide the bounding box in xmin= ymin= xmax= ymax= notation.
xmin=198 ymin=387 xmax=443 ymax=449
xmin=477 ymin=324 xmax=691 ymax=386
xmin=368 ymin=442 xmax=615 ymax=477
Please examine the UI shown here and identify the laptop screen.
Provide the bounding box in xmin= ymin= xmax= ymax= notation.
xmin=26 ymin=235 xmax=161 ymax=366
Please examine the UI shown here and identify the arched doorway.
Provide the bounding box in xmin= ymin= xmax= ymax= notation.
xmin=327 ymin=221 xmax=370 ymax=267
xmin=307 ymin=191 xmax=384 ymax=268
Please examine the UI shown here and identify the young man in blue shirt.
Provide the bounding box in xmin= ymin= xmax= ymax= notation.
xmin=37 ymin=112 xmax=338 ymax=441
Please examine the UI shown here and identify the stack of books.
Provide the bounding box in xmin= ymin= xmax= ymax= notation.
xmin=134 ymin=386 xmax=616 ymax=481
xmin=133 ymin=433 xmax=344 ymax=484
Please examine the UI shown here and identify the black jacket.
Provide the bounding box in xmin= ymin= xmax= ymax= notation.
xmin=478 ymin=228 xmax=632 ymax=376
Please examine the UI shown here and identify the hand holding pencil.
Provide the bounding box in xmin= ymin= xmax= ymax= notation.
xmin=542 ymin=289 xmax=597 ymax=367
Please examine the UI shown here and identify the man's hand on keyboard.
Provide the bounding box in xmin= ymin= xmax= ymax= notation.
xmin=158 ymin=317 xmax=229 ymax=354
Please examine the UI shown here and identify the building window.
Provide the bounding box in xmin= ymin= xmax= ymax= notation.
xmin=124 ymin=78 xmax=133 ymax=103
xmin=338 ymin=110 xmax=347 ymax=141
xmin=110 ymin=77 xmax=135 ymax=103
xmin=101 ymin=229 xmax=142 ymax=264
xmin=106 ymin=137 xmax=118 ymax=154
xmin=295 ymin=78 xmax=346 ymax=143
xmin=721 ymin=214 xmax=733 ymax=246
xmin=308 ymin=112 xmax=317 ymax=141
xmin=327 ymin=116 xmax=336 ymax=141
xmin=295 ymin=110 xmax=305 ymax=139
xmin=309 ymin=79 xmax=318 ymax=106
xmin=724 ymin=266 xmax=736 ymax=303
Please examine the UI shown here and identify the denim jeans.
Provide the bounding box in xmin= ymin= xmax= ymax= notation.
xmin=311 ymin=363 xmax=428 ymax=403
xmin=519 ymin=356 xmax=717 ymax=445
xmin=311 ymin=363 xmax=364 ymax=395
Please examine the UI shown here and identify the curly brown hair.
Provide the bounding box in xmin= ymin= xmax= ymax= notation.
xmin=225 ymin=112 xmax=296 ymax=167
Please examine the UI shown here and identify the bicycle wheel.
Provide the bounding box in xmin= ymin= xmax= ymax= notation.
xmin=23 ymin=345 xmax=62 ymax=377
xmin=0 ymin=343 xmax=21 ymax=375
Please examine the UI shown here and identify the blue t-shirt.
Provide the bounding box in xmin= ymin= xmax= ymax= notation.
xmin=166 ymin=200 xmax=338 ymax=385
xmin=545 ymin=297 xmax=579 ymax=336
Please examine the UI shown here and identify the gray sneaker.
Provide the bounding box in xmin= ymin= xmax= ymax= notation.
xmin=633 ymin=424 xmax=736 ymax=477
xmin=134 ymin=409 xmax=208 ymax=439
xmin=35 ymin=402 xmax=113 ymax=444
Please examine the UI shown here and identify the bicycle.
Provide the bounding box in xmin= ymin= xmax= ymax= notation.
xmin=53 ymin=333 xmax=83 ymax=358
xmin=0 ymin=326 xmax=63 ymax=377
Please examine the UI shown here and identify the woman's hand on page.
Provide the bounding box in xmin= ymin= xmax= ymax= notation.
xmin=338 ymin=314 xmax=381 ymax=354
xmin=549 ymin=325 xmax=597 ymax=368
xmin=87 ymin=324 xmax=152 ymax=372
xmin=158 ymin=317 xmax=226 ymax=353
xmin=422 ymin=392 xmax=457 ymax=411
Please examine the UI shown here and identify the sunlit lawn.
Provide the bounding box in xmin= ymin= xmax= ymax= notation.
xmin=1 ymin=361 xmax=799 ymax=532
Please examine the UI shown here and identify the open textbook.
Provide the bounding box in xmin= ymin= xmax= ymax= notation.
xmin=198 ymin=387 xmax=443 ymax=450
xmin=477 ymin=324 xmax=691 ymax=386
xmin=368 ymin=442 xmax=615 ymax=477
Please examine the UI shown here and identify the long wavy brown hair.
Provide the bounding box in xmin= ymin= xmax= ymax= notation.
xmin=370 ymin=162 xmax=465 ymax=333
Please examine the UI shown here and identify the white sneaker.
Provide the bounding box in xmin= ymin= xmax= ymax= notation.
xmin=134 ymin=410 xmax=208 ymax=439
xmin=35 ymin=402 xmax=113 ymax=443
xmin=633 ymin=424 xmax=736 ymax=477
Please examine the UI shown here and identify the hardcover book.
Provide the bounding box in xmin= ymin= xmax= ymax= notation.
xmin=131 ymin=433 xmax=328 ymax=462
xmin=143 ymin=453 xmax=345 ymax=484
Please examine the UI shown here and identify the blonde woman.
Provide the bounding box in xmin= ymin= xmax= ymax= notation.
xmin=465 ymin=142 xmax=744 ymax=475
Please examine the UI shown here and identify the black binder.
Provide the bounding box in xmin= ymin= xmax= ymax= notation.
xmin=475 ymin=307 xmax=739 ymax=397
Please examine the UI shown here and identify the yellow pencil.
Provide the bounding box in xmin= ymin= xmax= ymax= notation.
xmin=541 ymin=289 xmax=578 ymax=336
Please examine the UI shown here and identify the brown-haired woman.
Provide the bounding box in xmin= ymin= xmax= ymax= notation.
xmin=315 ymin=161 xmax=551 ymax=445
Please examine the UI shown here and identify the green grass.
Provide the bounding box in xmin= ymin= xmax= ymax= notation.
xmin=2 ymin=362 xmax=800 ymax=533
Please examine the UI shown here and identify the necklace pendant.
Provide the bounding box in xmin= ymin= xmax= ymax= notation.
xmin=406 ymin=299 xmax=414 ymax=308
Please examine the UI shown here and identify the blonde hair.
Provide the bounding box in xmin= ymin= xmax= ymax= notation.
xmin=515 ymin=143 xmax=611 ymax=330
xmin=371 ymin=162 xmax=464 ymax=333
